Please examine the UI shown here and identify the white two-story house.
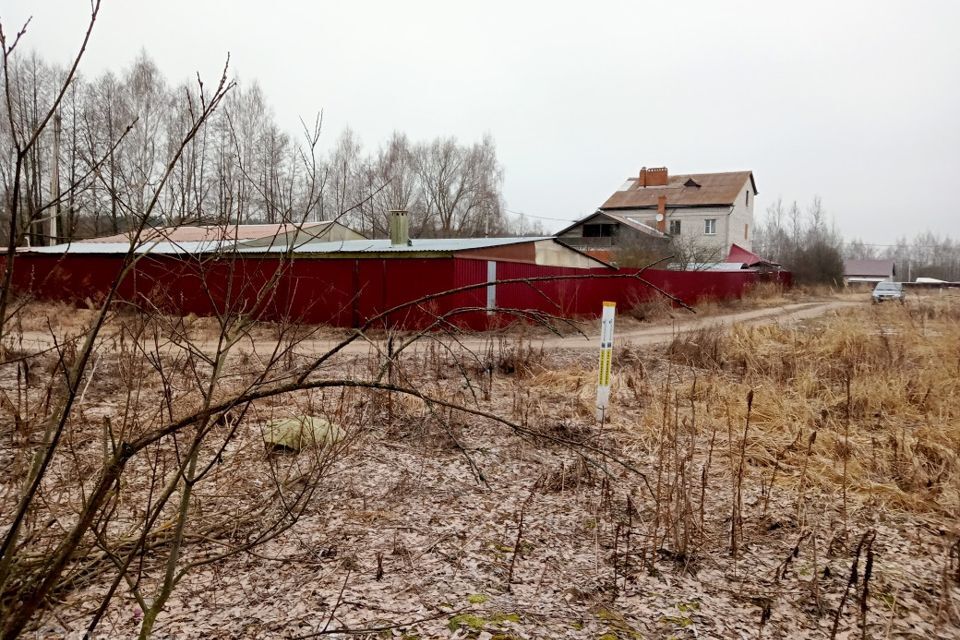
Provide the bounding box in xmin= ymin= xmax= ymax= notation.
xmin=558 ymin=167 xmax=758 ymax=259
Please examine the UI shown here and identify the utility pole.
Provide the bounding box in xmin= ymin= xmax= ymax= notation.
xmin=48 ymin=111 xmax=62 ymax=245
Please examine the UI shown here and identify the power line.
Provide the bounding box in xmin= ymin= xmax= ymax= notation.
xmin=505 ymin=209 xmax=579 ymax=223
xmin=848 ymin=242 xmax=959 ymax=249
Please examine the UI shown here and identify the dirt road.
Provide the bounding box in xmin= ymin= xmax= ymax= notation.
xmin=229 ymin=298 xmax=858 ymax=354
xmin=539 ymin=298 xmax=859 ymax=350
xmin=8 ymin=299 xmax=859 ymax=357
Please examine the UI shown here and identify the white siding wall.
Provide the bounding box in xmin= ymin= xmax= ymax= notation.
xmin=668 ymin=180 xmax=755 ymax=253
xmin=726 ymin=181 xmax=755 ymax=251
xmin=667 ymin=206 xmax=731 ymax=258
xmin=602 ymin=206 xmax=739 ymax=258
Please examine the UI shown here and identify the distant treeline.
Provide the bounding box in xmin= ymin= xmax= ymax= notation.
xmin=0 ymin=51 xmax=525 ymax=244
xmin=845 ymin=232 xmax=960 ymax=282
xmin=754 ymin=198 xmax=960 ymax=284
xmin=753 ymin=197 xmax=845 ymax=285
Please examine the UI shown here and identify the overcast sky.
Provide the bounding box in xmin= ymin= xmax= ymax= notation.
xmin=5 ymin=1 xmax=959 ymax=245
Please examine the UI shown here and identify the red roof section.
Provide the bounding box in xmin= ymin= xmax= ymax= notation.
xmin=601 ymin=171 xmax=757 ymax=210
xmin=726 ymin=243 xmax=777 ymax=267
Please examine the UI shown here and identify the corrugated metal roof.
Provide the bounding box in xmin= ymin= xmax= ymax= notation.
xmin=22 ymin=239 xmax=237 ymax=255
xmin=23 ymin=236 xmax=555 ymax=256
xmin=78 ymin=222 xmax=335 ymax=244
xmin=601 ymin=171 xmax=756 ymax=209
xmin=670 ymin=262 xmax=751 ymax=272
xmin=263 ymin=237 xmax=553 ymax=254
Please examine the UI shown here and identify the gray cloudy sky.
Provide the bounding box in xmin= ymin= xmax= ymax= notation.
xmin=5 ymin=1 xmax=959 ymax=244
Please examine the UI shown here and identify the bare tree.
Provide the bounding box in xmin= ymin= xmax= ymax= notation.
xmin=754 ymin=196 xmax=844 ymax=284
xmin=414 ymin=134 xmax=504 ymax=237
xmin=0 ymin=1 xmax=106 ymax=342
xmin=121 ymin=51 xmax=167 ymax=221
xmin=872 ymin=232 xmax=960 ymax=282
xmin=324 ymin=127 xmax=363 ymax=229
xmin=668 ymin=234 xmax=725 ymax=270
xmin=370 ymin=131 xmax=421 ymax=234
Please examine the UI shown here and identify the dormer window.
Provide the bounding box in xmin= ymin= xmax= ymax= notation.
xmin=684 ymin=178 xmax=701 ymax=188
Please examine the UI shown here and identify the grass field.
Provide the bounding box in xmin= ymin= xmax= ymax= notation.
xmin=1 ymin=293 xmax=958 ymax=638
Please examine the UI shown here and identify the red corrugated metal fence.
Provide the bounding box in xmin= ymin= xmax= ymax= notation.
xmin=4 ymin=253 xmax=790 ymax=330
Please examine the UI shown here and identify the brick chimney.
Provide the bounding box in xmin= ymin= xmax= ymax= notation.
xmin=638 ymin=166 xmax=669 ymax=187
xmin=656 ymin=195 xmax=667 ymax=233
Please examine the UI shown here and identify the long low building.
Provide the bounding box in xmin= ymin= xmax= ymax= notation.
xmin=843 ymin=259 xmax=896 ymax=285
xmin=8 ymin=214 xmax=788 ymax=329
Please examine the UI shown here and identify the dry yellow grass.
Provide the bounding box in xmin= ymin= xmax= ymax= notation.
xmin=661 ymin=295 xmax=960 ymax=516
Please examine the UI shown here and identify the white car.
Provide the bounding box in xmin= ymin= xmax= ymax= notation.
xmin=872 ymin=281 xmax=904 ymax=303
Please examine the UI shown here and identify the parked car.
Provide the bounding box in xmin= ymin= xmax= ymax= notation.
xmin=872 ymin=281 xmax=904 ymax=303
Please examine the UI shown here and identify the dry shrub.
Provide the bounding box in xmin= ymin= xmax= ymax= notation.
xmin=628 ymin=294 xmax=675 ymax=323
xmin=665 ymin=326 xmax=725 ymax=370
xmin=525 ymin=368 xmax=597 ymax=419
xmin=536 ymin=420 xmax=593 ymax=444
xmin=381 ymin=391 xmax=467 ymax=450
xmin=541 ymin=456 xmax=596 ymax=492
xmin=908 ymin=294 xmax=960 ymax=322
xmin=526 ymin=367 xmax=588 ymax=393
xmin=742 ymin=280 xmax=789 ymax=305
xmin=494 ymin=335 xmax=545 ymax=377
xmin=9 ymin=299 xmax=96 ymax=333
xmin=790 ymin=282 xmax=843 ymax=298
xmin=471 ymin=335 xmax=547 ymax=381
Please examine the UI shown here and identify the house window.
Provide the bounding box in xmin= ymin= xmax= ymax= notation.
xmin=745 ymin=191 xmax=750 ymax=206
xmin=583 ymin=223 xmax=617 ymax=238
xmin=669 ymin=220 xmax=681 ymax=235
xmin=704 ymin=219 xmax=717 ymax=235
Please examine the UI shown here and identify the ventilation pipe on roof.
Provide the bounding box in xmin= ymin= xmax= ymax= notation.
xmin=389 ymin=209 xmax=410 ymax=246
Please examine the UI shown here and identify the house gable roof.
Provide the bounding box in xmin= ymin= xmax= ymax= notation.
xmin=601 ymin=171 xmax=757 ymax=210
xmin=844 ymin=259 xmax=896 ymax=278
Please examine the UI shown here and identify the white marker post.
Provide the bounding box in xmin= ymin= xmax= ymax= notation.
xmin=596 ymin=301 xmax=616 ymax=422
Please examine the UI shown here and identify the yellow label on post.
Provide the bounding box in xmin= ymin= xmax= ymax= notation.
xmin=596 ymin=301 xmax=616 ymax=421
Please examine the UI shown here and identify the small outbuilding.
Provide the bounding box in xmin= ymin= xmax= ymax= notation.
xmin=843 ymin=259 xmax=896 ymax=285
